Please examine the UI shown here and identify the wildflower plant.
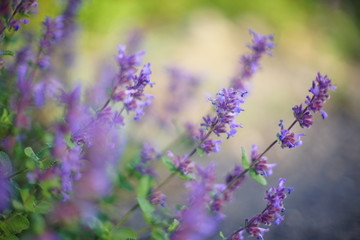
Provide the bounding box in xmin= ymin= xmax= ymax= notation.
xmin=0 ymin=1 xmax=336 ymax=240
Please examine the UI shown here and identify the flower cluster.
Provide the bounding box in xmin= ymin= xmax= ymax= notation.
xmin=1 ymin=0 xmax=38 ymax=34
xmin=231 ymin=30 xmax=274 ymax=91
xmin=0 ymin=2 xmax=336 ymax=239
xmin=112 ymin=46 xmax=154 ymax=120
xmin=207 ymin=88 xmax=245 ymax=138
xmin=38 ymin=16 xmax=64 ymax=69
xmin=167 ymin=151 xmax=195 ymax=176
xmin=231 ymin=178 xmax=293 ymax=240
xmin=134 ymin=143 xmax=158 ymax=176
xmin=293 ymin=73 xmax=336 ymax=128
xmin=251 ymin=145 xmax=276 ymax=176
xmin=164 ymin=67 xmax=200 ymax=113
xmin=172 ymin=163 xmax=218 ymax=240
xmin=277 ymin=120 xmax=304 ymax=149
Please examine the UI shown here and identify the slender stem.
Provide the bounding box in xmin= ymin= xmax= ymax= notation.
xmin=112 ymin=203 xmax=139 ymax=231
xmin=7 ymin=168 xmax=29 ymax=179
xmin=228 ymin=204 xmax=271 ymax=239
xmin=0 ymin=1 xmax=24 ymax=36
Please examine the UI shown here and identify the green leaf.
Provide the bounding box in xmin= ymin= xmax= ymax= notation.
xmin=111 ymin=228 xmax=137 ymax=240
xmin=35 ymin=200 xmax=52 ymax=214
xmin=24 ymin=147 xmax=40 ymax=162
xmin=0 ymin=234 xmax=18 ymax=240
xmin=241 ymin=146 xmax=250 ymax=169
xmin=31 ymin=214 xmax=45 ymax=234
xmin=118 ymin=174 xmax=133 ymax=191
xmin=137 ymin=197 xmax=155 ymax=224
xmin=11 ymin=200 xmax=23 ymax=210
xmin=178 ymin=172 xmax=194 ymax=180
xmin=19 ymin=189 xmax=36 ymax=212
xmin=5 ymin=215 xmax=30 ymax=234
xmin=161 ymin=156 xmax=176 ymax=173
xmin=0 ymin=50 xmax=14 ymax=56
xmin=40 ymin=159 xmax=56 ymax=170
xmin=136 ymin=175 xmax=153 ymax=198
xmin=249 ymin=169 xmax=267 ymax=186
xmin=219 ymin=231 xmax=227 ymax=240
xmin=0 ymin=109 xmax=12 ymax=125
xmin=196 ymin=147 xmax=205 ymax=156
xmin=167 ymin=219 xmax=179 ymax=233
xmin=151 ymin=227 xmax=169 ymax=240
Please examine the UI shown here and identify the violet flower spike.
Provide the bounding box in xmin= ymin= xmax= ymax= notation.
xmin=231 ymin=178 xmax=292 ymax=240
xmin=172 ymin=163 xmax=218 ymax=240
xmin=231 ymin=30 xmax=274 ymax=91
xmin=293 ymin=73 xmax=335 ymax=128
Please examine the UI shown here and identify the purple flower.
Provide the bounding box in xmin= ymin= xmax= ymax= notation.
xmin=231 ymin=30 xmax=274 ymax=91
xmin=149 ymin=189 xmax=167 ymax=207
xmin=112 ymin=47 xmax=154 ymax=120
xmin=292 ymin=104 xmax=313 ymax=128
xmin=251 ymin=145 xmax=276 ymax=176
xmin=8 ymin=18 xmax=29 ymax=31
xmin=167 ymin=151 xmax=194 ymax=176
xmin=200 ymin=139 xmax=222 ymax=154
xmin=277 ymin=120 xmax=304 ymax=148
xmin=209 ymin=88 xmax=244 ymax=138
xmin=135 ymin=143 xmax=158 ymax=176
xmin=239 ymin=178 xmax=292 ymax=240
xmin=172 ymin=163 xmax=218 ymax=240
xmin=164 ymin=66 xmax=200 ymax=113
xmin=307 ymin=73 xmax=336 ymax=118
xmin=18 ymin=0 xmax=38 ymax=15
xmin=40 ymin=16 xmax=64 ymax=48
xmin=293 ymin=73 xmax=335 ymax=127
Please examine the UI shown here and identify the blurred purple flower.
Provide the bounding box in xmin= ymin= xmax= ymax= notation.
xmin=149 ymin=189 xmax=167 ymax=207
xmin=167 ymin=151 xmax=194 ymax=176
xmin=200 ymin=138 xmax=222 ymax=154
xmin=134 ymin=143 xmax=158 ymax=176
xmin=112 ymin=47 xmax=154 ymax=120
xmin=172 ymin=163 xmax=218 ymax=240
xmin=231 ymin=30 xmax=274 ymax=91
xmin=40 ymin=16 xmax=64 ymax=48
xmin=164 ymin=66 xmax=200 ymax=114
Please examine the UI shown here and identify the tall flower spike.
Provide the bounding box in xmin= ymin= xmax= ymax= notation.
xmin=293 ymin=73 xmax=335 ymax=128
xmin=172 ymin=163 xmax=218 ymax=240
xmin=231 ymin=30 xmax=274 ymax=91
xmin=112 ymin=46 xmax=154 ymax=120
xmin=231 ymin=178 xmax=292 ymax=240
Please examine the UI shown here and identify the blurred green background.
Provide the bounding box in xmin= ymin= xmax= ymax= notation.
xmin=28 ymin=0 xmax=360 ymax=239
